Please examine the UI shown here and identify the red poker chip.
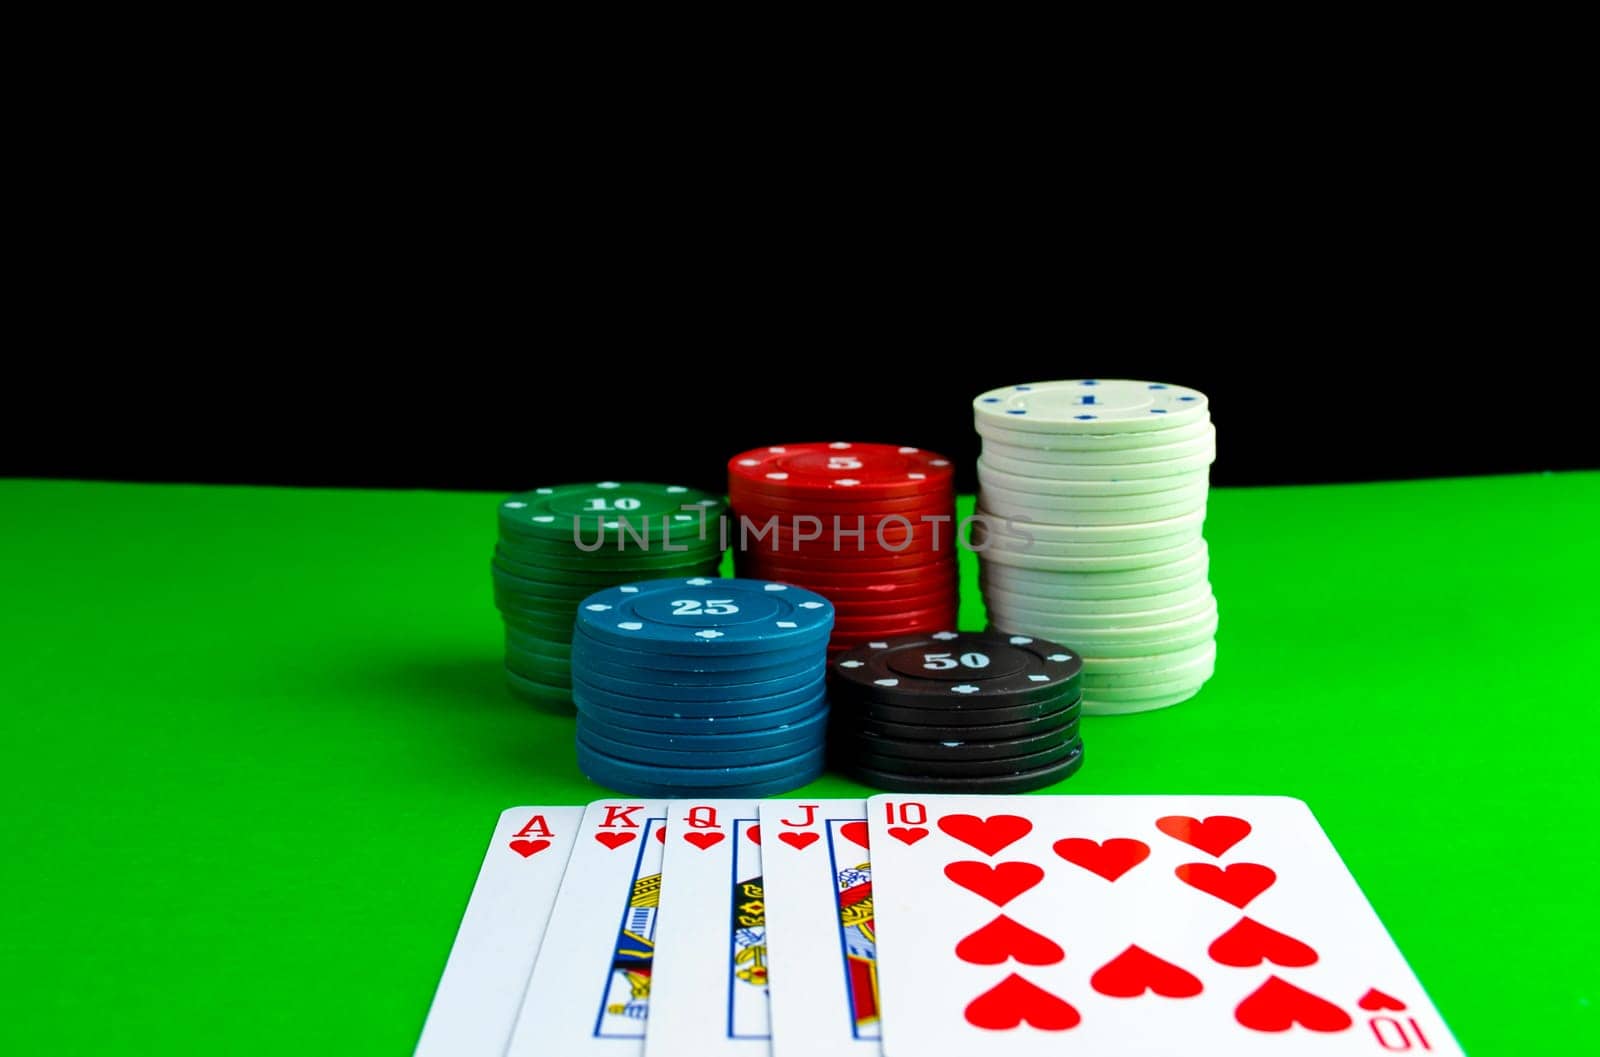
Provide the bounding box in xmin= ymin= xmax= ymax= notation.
xmin=825 ymin=598 xmax=947 ymax=623
xmin=728 ymin=442 xmax=955 ymax=500
xmin=816 ymin=585 xmax=959 ymax=611
xmin=739 ymin=552 xmax=958 ymax=578
xmin=831 ymin=617 xmax=954 ymax=646
xmin=729 ymin=488 xmax=956 ymax=516
xmin=831 ymin=609 xmax=962 ymax=634
xmin=740 ymin=558 xmax=957 ymax=587
xmin=737 ymin=529 xmax=954 ymax=558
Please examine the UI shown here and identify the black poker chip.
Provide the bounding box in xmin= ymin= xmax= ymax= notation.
xmin=844 ymin=736 xmax=1082 ymax=778
xmin=841 ymin=743 xmax=1084 ymax=793
xmin=835 ymin=690 xmax=1083 ymax=728
xmin=831 ymin=631 xmax=1083 ymax=709
xmin=838 ymin=698 xmax=1083 ymax=743
xmin=831 ymin=719 xmax=1081 ymax=763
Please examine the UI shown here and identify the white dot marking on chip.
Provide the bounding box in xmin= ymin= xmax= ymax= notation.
xmin=618 ymin=622 xmax=644 ymax=631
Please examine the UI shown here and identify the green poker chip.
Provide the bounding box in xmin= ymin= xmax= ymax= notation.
xmin=504 ymin=668 xmax=575 ymax=715
xmin=493 ymin=482 xmax=731 ymax=702
xmin=498 ymin=482 xmax=727 ymax=544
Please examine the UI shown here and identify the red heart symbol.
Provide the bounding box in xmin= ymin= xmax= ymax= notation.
xmin=944 ymin=861 xmax=1044 ymax=906
xmin=840 ymin=822 xmax=870 ymax=849
xmin=1052 ymin=838 xmax=1150 ymax=881
xmin=656 ymin=827 xmax=666 ymax=843
xmin=955 ymin=915 xmax=1063 ymax=966
xmin=1358 ymin=988 xmax=1408 ymax=1012
xmin=888 ymin=826 xmax=929 ymax=845
xmin=684 ymin=832 xmax=725 ymax=850
xmin=779 ymin=831 xmax=819 ymax=850
xmin=938 ymin=813 xmax=1032 ymax=856
xmin=1235 ymin=975 xmax=1352 ymax=1033
xmin=1090 ymin=944 xmax=1204 ymax=998
xmin=595 ymin=832 xmax=637 ymax=850
xmin=1175 ymin=862 xmax=1276 ymax=908
xmin=964 ymin=973 xmax=1080 ymax=1031
xmin=508 ymin=839 xmax=550 ymax=858
xmin=746 ymin=825 xmax=761 ymax=845
xmin=1209 ymin=917 xmax=1318 ymax=968
xmin=1156 ymin=814 xmax=1252 ymax=857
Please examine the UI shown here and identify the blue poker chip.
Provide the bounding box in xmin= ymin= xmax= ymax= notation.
xmin=573 ymin=686 xmax=827 ymax=734
xmin=574 ymin=702 xmax=830 ymax=753
xmin=576 ymin=719 xmax=823 ymax=768
xmin=572 ymin=671 xmax=825 ymax=715
xmin=572 ymin=649 xmax=823 ymax=690
xmin=571 ymin=651 xmax=825 ymax=701
xmin=576 ymin=740 xmax=826 ymax=793
xmin=571 ymin=628 xmax=824 ymax=674
xmin=575 ymin=577 xmax=834 ymax=655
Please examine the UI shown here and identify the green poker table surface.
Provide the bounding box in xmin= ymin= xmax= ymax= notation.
xmin=1 ymin=474 xmax=1595 ymax=1057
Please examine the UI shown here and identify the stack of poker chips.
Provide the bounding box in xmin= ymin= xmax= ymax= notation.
xmin=493 ymin=483 xmax=727 ymax=713
xmin=727 ymin=442 xmax=959 ymax=654
xmin=971 ymin=380 xmax=1218 ymax=714
xmin=827 ymin=631 xmax=1084 ymax=792
xmin=570 ymin=577 xmax=834 ymax=796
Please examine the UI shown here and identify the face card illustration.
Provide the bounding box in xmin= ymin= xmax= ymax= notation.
xmin=759 ymin=799 xmax=881 ymax=1057
xmin=867 ymin=794 xmax=1462 ymax=1057
xmin=413 ymin=806 xmax=584 ymax=1057
xmin=505 ymin=800 xmax=669 ymax=1057
xmin=645 ymin=801 xmax=770 ymax=1057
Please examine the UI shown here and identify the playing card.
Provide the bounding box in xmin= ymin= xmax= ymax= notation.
xmin=759 ymin=799 xmax=880 ymax=1057
xmin=645 ymin=801 xmax=770 ymax=1056
xmin=505 ymin=799 xmax=670 ymax=1057
xmin=413 ymin=805 xmax=583 ymax=1057
xmin=867 ymin=795 xmax=1461 ymax=1056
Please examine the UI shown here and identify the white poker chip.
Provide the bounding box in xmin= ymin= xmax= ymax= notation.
xmin=1017 ymin=616 xmax=1217 ymax=659
xmin=981 ymin=565 xmax=1211 ymax=603
xmin=989 ymin=598 xmax=1217 ymax=646
xmin=1081 ymin=684 xmax=1208 ymax=715
xmin=985 ymin=591 xmax=1216 ymax=630
xmin=978 ymin=426 xmax=1217 ymax=466
xmin=977 ymin=416 xmax=1215 ymax=452
xmin=979 ymin=576 xmax=1215 ymax=616
xmin=980 ymin=543 xmax=1210 ymax=586
xmin=1070 ymin=639 xmax=1218 ymax=673
xmin=974 ymin=506 xmax=1208 ymax=543
xmin=977 ymin=448 xmax=1216 ymax=483
xmin=978 ymin=538 xmax=1205 ymax=575
xmin=976 ymin=475 xmax=1210 ymax=511
xmin=974 ymin=380 xmax=1211 ymax=435
xmin=1081 ymin=641 xmax=1217 ymax=688
xmin=977 ymin=494 xmax=1207 ymax=526
xmin=971 ymin=522 xmax=1202 ymax=558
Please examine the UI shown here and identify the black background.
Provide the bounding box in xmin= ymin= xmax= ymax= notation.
xmin=7 ymin=86 xmax=1596 ymax=496
xmin=8 ymin=357 xmax=1596 ymax=494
